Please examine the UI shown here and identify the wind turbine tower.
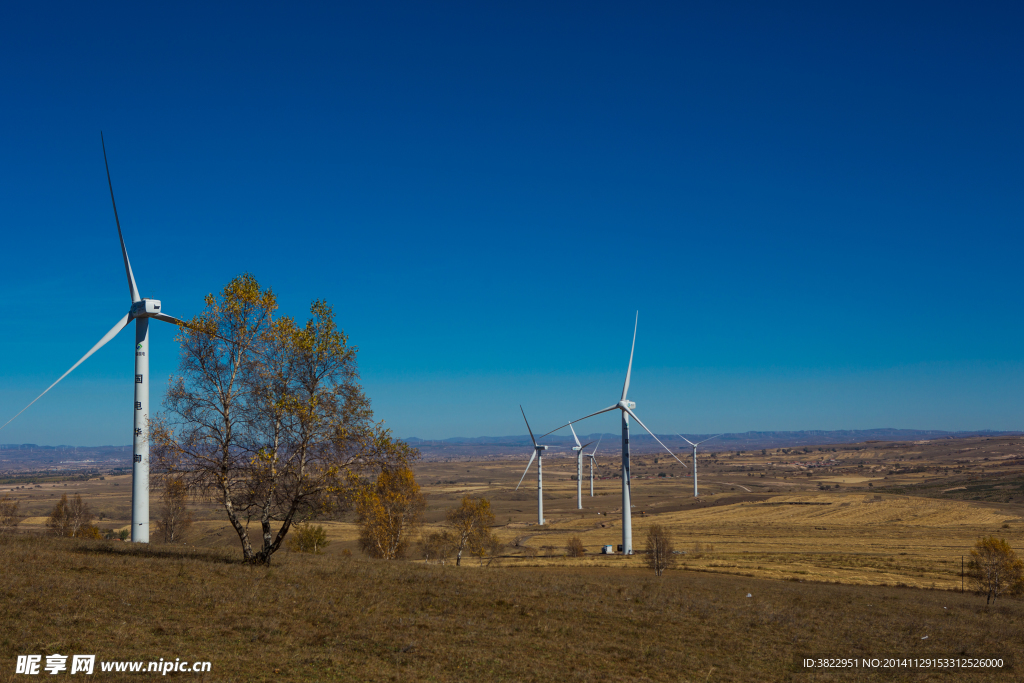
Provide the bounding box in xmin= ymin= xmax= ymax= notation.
xmin=542 ymin=313 xmax=687 ymax=553
xmin=515 ymin=406 xmax=549 ymax=525
xmin=568 ymin=423 xmax=594 ymax=510
xmin=678 ymin=434 xmax=722 ymax=497
xmin=0 ymin=134 xmax=201 ymax=543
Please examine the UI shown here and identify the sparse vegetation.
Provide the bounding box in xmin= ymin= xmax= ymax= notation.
xmin=46 ymin=493 xmax=96 ymax=538
xmin=286 ymin=522 xmax=329 ymax=554
xmin=566 ymin=536 xmax=585 ymax=557
xmin=419 ymin=530 xmax=457 ymax=565
xmin=356 ymin=466 xmax=426 ymax=559
xmin=0 ymin=536 xmax=1021 ymax=682
xmin=968 ymin=536 xmax=1024 ymax=604
xmin=0 ymin=496 xmax=20 ymax=534
xmin=644 ymin=524 xmax=675 ymax=575
xmin=444 ymin=496 xmax=496 ymax=567
xmin=154 ymin=477 xmax=193 ymax=543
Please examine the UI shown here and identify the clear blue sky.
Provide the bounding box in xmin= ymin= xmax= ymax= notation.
xmin=1 ymin=2 xmax=1021 ymax=445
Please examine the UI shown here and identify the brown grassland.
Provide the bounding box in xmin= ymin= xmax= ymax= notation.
xmin=2 ymin=434 xmax=1023 ymax=680
xmin=2 ymin=536 xmax=1022 ymax=682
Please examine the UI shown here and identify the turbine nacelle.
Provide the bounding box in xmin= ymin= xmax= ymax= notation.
xmin=129 ymin=299 xmax=162 ymax=318
xmin=617 ymin=400 xmax=636 ymax=410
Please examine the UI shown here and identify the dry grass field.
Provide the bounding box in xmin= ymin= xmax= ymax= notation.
xmin=5 ymin=435 xmax=1024 ymax=590
xmin=2 ymin=435 xmax=1023 ymax=679
xmin=1 ymin=536 xmax=1021 ymax=682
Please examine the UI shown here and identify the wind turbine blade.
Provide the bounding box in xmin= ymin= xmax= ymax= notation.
xmin=568 ymin=422 xmax=581 ymax=448
xmin=0 ymin=313 xmax=131 ymax=432
xmin=696 ymin=434 xmax=724 ymax=446
xmin=155 ymin=313 xmax=266 ymax=356
xmin=624 ymin=406 xmax=687 ymax=468
xmin=588 ymin=435 xmax=602 ymax=457
xmin=676 ymin=433 xmax=697 ymax=447
xmin=152 ymin=312 xmax=183 ymax=326
xmin=580 ymin=441 xmax=595 ymax=451
xmin=101 ymin=132 xmax=141 ymax=304
xmin=520 ymin=405 xmax=538 ymax=448
xmin=539 ymin=405 xmax=619 ymax=438
xmin=621 ymin=311 xmax=638 ymax=401
xmin=515 ymin=452 xmax=537 ymax=490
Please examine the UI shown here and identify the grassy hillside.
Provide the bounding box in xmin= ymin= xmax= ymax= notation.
xmin=1 ymin=536 xmax=1021 ymax=682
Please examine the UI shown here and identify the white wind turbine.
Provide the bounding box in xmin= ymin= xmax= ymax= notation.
xmin=568 ymin=423 xmax=595 ymax=510
xmin=677 ymin=434 xmax=722 ymax=497
xmin=585 ymin=436 xmax=602 ymax=497
xmin=515 ymin=406 xmax=549 ymax=525
xmin=0 ymin=134 xmax=205 ymax=543
xmin=541 ymin=313 xmax=687 ymax=554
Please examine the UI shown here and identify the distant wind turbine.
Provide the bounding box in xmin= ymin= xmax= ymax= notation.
xmin=0 ymin=134 xmax=217 ymax=543
xmin=542 ymin=313 xmax=686 ymax=554
xmin=568 ymin=423 xmax=595 ymax=510
xmin=678 ymin=434 xmax=722 ymax=497
xmin=585 ymin=436 xmax=602 ymax=497
xmin=515 ymin=406 xmax=548 ymax=525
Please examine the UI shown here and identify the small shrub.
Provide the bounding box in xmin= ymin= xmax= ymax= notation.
xmin=420 ymin=531 xmax=457 ymax=565
xmin=287 ymin=523 xmax=330 ymax=554
xmin=566 ymin=536 xmax=585 ymax=558
xmin=0 ymin=496 xmax=21 ymax=534
xmin=480 ymin=533 xmax=504 ymax=567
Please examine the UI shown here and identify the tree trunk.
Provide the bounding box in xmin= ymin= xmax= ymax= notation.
xmin=222 ymin=481 xmax=254 ymax=562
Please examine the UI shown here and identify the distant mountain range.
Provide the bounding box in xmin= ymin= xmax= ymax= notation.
xmin=406 ymin=429 xmax=1022 ymax=459
xmin=3 ymin=428 xmax=1021 ymax=470
xmin=0 ymin=444 xmax=132 ymax=473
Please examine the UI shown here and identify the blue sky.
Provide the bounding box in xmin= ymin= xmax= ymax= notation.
xmin=1 ymin=2 xmax=1021 ymax=445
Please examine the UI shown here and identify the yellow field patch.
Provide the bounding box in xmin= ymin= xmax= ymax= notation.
xmin=654 ymin=493 xmax=1019 ymax=527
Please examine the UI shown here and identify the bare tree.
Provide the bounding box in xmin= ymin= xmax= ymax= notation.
xmin=566 ymin=536 xmax=586 ymax=558
xmin=357 ymin=466 xmax=426 ymax=559
xmin=0 ymin=496 xmax=22 ymax=535
xmin=154 ymin=477 xmax=193 ymax=543
xmin=968 ymin=536 xmax=1024 ymax=604
xmin=153 ymin=275 xmax=415 ymax=565
xmin=644 ymin=524 xmax=676 ymax=576
xmin=444 ymin=497 xmax=495 ymax=566
xmin=47 ymin=493 xmax=93 ymax=538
